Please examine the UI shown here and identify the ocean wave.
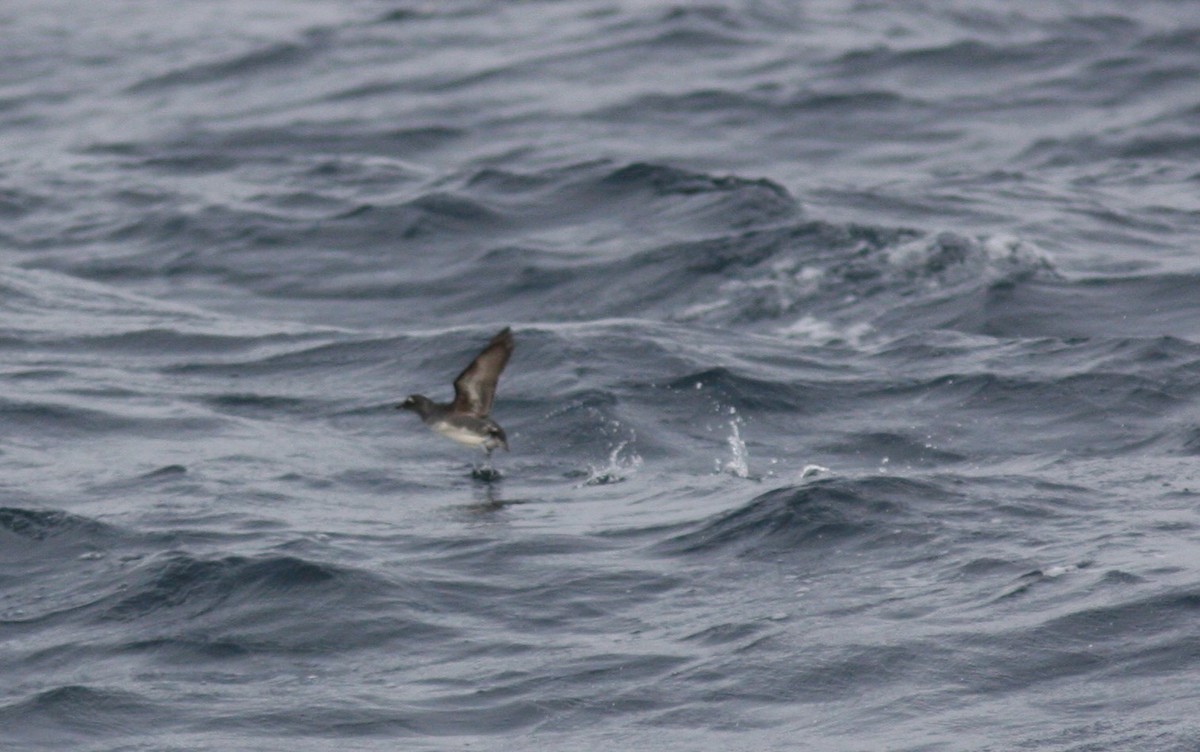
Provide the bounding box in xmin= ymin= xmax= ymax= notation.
xmin=0 ymin=399 xmax=221 ymax=440
xmin=91 ymin=124 xmax=462 ymax=164
xmin=0 ymin=507 xmax=117 ymax=546
xmin=92 ymin=553 xmax=441 ymax=652
xmin=460 ymin=161 xmax=801 ymax=239
xmin=125 ymin=29 xmax=335 ymax=94
xmin=0 ymin=685 xmax=156 ymax=739
xmin=661 ymin=368 xmax=810 ymax=412
xmin=960 ymin=586 xmax=1200 ymax=693
xmin=9 ymin=155 xmax=1083 ymax=342
xmin=659 ymin=476 xmax=944 ymax=559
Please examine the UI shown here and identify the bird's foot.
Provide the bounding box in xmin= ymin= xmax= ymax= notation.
xmin=471 ymin=466 xmax=503 ymax=483
xmin=471 ymin=453 xmax=503 ymax=483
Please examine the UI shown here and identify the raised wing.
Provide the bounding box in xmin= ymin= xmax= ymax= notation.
xmin=451 ymin=327 xmax=514 ymax=417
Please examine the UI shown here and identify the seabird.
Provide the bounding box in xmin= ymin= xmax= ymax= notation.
xmin=397 ymin=327 xmax=514 ymax=458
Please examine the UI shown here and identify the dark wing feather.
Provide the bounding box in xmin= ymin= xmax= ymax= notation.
xmin=451 ymin=327 xmax=514 ymax=417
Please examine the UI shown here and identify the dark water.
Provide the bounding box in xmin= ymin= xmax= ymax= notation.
xmin=3 ymin=1 xmax=1200 ymax=749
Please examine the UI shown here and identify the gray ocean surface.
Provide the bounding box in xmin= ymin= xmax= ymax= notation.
xmin=3 ymin=1 xmax=1200 ymax=749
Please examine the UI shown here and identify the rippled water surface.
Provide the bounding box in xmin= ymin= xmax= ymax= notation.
xmin=4 ymin=1 xmax=1200 ymax=750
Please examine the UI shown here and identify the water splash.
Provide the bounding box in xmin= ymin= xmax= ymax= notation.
xmin=470 ymin=464 xmax=503 ymax=483
xmin=716 ymin=408 xmax=750 ymax=479
xmin=583 ymin=438 xmax=643 ymax=486
xmin=801 ymin=464 xmax=829 ymax=478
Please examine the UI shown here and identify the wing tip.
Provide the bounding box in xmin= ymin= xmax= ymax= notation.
xmin=492 ymin=326 xmax=514 ymax=349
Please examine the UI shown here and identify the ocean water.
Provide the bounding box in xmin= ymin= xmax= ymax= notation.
xmin=3 ymin=1 xmax=1200 ymax=749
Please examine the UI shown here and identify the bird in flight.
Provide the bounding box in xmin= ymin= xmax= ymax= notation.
xmin=397 ymin=327 xmax=514 ymax=459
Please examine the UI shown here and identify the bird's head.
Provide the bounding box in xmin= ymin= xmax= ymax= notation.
xmin=397 ymin=395 xmax=430 ymax=414
xmin=489 ymin=425 xmax=509 ymax=452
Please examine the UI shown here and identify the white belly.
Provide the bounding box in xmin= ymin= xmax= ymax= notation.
xmin=430 ymin=420 xmax=490 ymax=447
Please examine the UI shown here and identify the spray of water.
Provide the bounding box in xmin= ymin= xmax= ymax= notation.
xmin=583 ymin=436 xmax=643 ymax=486
xmin=711 ymin=407 xmax=751 ymax=479
xmin=723 ymin=412 xmax=750 ymax=478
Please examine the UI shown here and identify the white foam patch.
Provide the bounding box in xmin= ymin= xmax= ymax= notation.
xmin=677 ymin=298 xmax=731 ymax=319
xmin=776 ymin=315 xmax=872 ymax=346
xmin=886 ymin=232 xmax=1056 ymax=284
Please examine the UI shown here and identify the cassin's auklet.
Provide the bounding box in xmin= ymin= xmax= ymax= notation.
xmin=397 ymin=327 xmax=514 ymax=457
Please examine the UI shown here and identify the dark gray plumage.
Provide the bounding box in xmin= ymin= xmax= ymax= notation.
xmin=397 ymin=327 xmax=514 ymax=455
